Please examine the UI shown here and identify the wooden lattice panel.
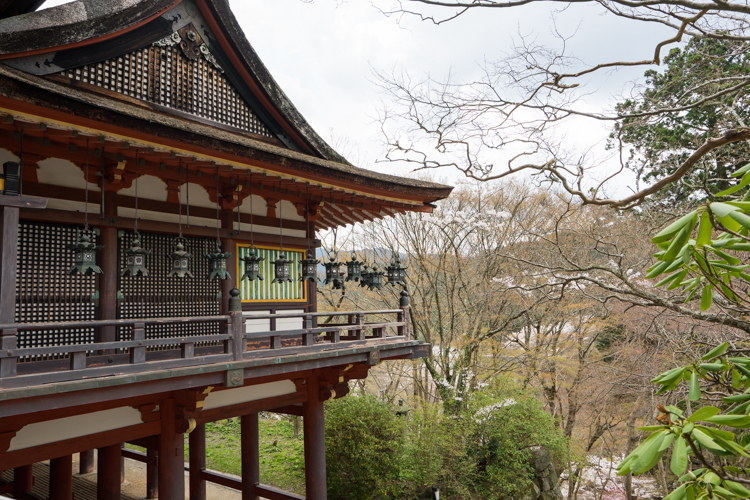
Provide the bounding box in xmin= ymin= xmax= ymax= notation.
xmin=61 ymin=45 xmax=273 ymax=137
xmin=15 ymin=222 xmax=97 ymax=361
xmin=118 ymin=231 xmax=221 ymax=348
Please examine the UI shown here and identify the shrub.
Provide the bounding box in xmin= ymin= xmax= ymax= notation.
xmin=325 ymin=394 xmax=404 ymax=499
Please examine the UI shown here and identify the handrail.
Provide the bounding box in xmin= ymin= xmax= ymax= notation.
xmin=0 ymin=315 xmax=230 ymax=331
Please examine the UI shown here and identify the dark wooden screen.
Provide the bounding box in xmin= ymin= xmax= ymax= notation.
xmin=59 ymin=44 xmax=274 ymax=137
xmin=117 ymin=231 xmax=221 ymax=349
xmin=15 ymin=222 xmax=97 ymax=361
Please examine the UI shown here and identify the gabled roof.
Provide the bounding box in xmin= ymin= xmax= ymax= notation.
xmin=0 ymin=0 xmax=452 ymax=215
xmin=0 ymin=0 xmax=350 ymax=162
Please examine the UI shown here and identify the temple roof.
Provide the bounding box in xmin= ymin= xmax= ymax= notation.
xmin=0 ymin=0 xmax=453 ymax=207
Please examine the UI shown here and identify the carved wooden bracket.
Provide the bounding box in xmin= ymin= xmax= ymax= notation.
xmin=0 ymin=430 xmax=17 ymax=453
xmin=165 ymin=179 xmax=180 ymax=205
xmin=265 ymin=198 xmax=279 ymax=219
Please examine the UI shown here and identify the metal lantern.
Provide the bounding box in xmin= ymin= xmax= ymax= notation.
xmin=345 ymin=252 xmax=363 ymax=282
xmin=324 ymin=258 xmax=344 ymax=289
xmin=68 ymin=233 xmax=104 ymax=275
xmin=240 ymin=246 xmax=264 ymax=282
xmin=206 ymin=241 xmax=232 ymax=280
xmin=273 ymin=252 xmax=293 ymax=283
xmin=368 ymin=265 xmax=384 ymax=290
xmin=360 ymin=265 xmax=372 ymax=288
xmin=386 ymin=255 xmax=407 ymax=286
xmin=300 ymin=250 xmax=319 ymax=282
xmin=122 ymin=236 xmax=151 ymax=277
xmin=168 ymin=238 xmax=193 ymax=278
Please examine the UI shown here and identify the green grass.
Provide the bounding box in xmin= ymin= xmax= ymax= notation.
xmin=184 ymin=416 xmax=306 ymax=495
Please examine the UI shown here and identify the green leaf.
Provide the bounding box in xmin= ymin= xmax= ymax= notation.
xmin=729 ymin=210 xmax=750 ymax=231
xmin=671 ymin=436 xmax=688 ymax=476
xmin=710 ymin=203 xmax=741 ymax=218
xmin=638 ymin=425 xmax=669 ymax=431
xmin=653 ymin=367 xmax=686 ymax=384
xmin=646 ymin=260 xmax=672 ymax=279
xmin=717 ymin=171 xmax=750 ymax=196
xmin=735 ymin=363 xmax=750 ymax=380
xmin=663 ymin=484 xmax=688 ymax=500
xmin=653 ymin=210 xmax=699 ymax=244
xmin=683 ymin=422 xmax=695 ymax=434
xmin=690 ymin=371 xmax=701 ymax=401
xmin=705 ymin=414 xmax=750 ymax=428
xmin=688 ymin=406 xmax=721 ymax=422
xmin=662 ymin=225 xmax=692 ymax=261
xmin=731 ymin=163 xmax=750 ymax=178
xmin=701 ymin=285 xmax=714 ymax=311
xmin=725 ymin=481 xmax=750 ymax=498
xmin=697 ymin=212 xmax=713 ymax=246
xmin=700 ymin=363 xmax=723 ymax=372
xmin=668 ymin=269 xmax=691 ymax=290
xmin=728 ymin=400 xmax=750 ymax=415
xmin=712 ymin=248 xmax=742 ymax=265
xmin=723 ymin=393 xmax=750 ymax=403
xmin=659 ymin=432 xmax=676 ymax=451
xmin=703 ymin=342 xmax=729 ymax=360
xmin=692 ymin=428 xmax=731 ymax=456
xmin=657 ymin=270 xmax=688 ymax=287
xmin=725 ymin=243 xmax=750 ymax=251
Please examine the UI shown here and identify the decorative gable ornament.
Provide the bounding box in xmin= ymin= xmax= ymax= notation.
xmin=67 ymin=233 xmax=103 ymax=276
xmin=153 ymin=24 xmax=224 ymax=73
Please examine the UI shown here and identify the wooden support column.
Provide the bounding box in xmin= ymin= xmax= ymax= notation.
xmin=0 ymin=202 xmax=20 ymax=378
xmin=49 ymin=455 xmax=72 ymax=500
xmin=79 ymin=450 xmax=95 ymax=475
xmin=158 ymin=398 xmax=185 ymax=499
xmin=13 ymin=465 xmax=33 ymax=497
xmin=241 ymin=413 xmax=259 ymax=500
xmin=221 ymin=238 xmax=237 ymax=316
xmin=146 ymin=449 xmax=158 ymax=500
xmin=189 ymin=423 xmax=206 ymax=500
xmin=304 ymin=373 xmax=327 ymax=500
xmin=97 ymin=225 xmax=118 ymax=348
xmin=97 ymin=444 xmax=121 ymax=499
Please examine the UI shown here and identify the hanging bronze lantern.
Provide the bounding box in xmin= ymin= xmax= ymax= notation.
xmin=345 ymin=252 xmax=363 ymax=282
xmin=324 ymin=258 xmax=344 ymax=289
xmin=300 ymin=250 xmax=319 ymax=282
xmin=360 ymin=265 xmax=372 ymax=288
xmin=386 ymin=255 xmax=407 ymax=286
xmin=368 ymin=265 xmax=384 ymax=290
xmin=122 ymin=235 xmax=151 ymax=277
xmin=68 ymin=232 xmax=104 ymax=275
xmin=168 ymin=238 xmax=193 ymax=278
xmin=206 ymin=241 xmax=232 ymax=280
xmin=240 ymin=246 xmax=264 ymax=282
xmin=273 ymin=252 xmax=293 ymax=283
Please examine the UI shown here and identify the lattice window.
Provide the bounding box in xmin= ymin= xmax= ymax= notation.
xmin=118 ymin=231 xmax=221 ymax=349
xmin=15 ymin=222 xmax=97 ymax=361
xmin=61 ymin=45 xmax=274 ymax=137
xmin=237 ymin=245 xmax=306 ymax=302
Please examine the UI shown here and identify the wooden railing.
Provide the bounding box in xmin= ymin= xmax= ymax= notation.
xmin=0 ymin=290 xmax=411 ymax=390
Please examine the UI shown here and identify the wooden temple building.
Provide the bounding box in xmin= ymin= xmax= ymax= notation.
xmin=0 ymin=0 xmax=452 ymax=498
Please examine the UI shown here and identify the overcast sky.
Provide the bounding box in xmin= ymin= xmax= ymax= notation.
xmin=37 ymin=0 xmax=674 ymax=192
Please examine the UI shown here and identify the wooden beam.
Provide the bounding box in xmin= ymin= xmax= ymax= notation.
xmin=189 ymin=423 xmax=206 ymax=500
xmin=158 ymin=398 xmax=185 ymax=499
xmin=304 ymin=373 xmax=327 ymax=500
xmin=255 ymin=484 xmax=306 ymax=500
xmin=97 ymin=444 xmax=121 ymax=499
xmin=241 ymin=413 xmax=259 ymax=500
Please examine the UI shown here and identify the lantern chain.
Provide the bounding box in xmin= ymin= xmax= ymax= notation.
xmin=178 ymin=159 xmax=183 ymax=239
xmin=84 ymin=137 xmax=90 ymax=234
xmin=249 ymin=175 xmax=255 ymax=247
xmin=215 ymin=165 xmax=220 ymax=247
xmin=236 ymin=175 xmax=241 ymax=235
xmin=134 ymin=150 xmax=139 ymax=235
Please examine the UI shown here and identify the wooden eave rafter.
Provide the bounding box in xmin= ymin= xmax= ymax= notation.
xmin=0 ymin=114 xmax=436 ymax=231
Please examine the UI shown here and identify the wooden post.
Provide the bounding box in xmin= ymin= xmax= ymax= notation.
xmin=304 ymin=373 xmax=327 ymax=500
xmin=13 ymin=465 xmax=33 ymax=497
xmin=229 ymin=288 xmax=244 ymax=361
xmin=79 ymin=450 xmax=95 ymax=475
xmin=49 ymin=455 xmax=72 ymax=500
xmin=158 ymin=398 xmax=185 ymax=499
xmin=241 ymin=413 xmax=259 ymax=500
xmin=97 ymin=224 xmax=118 ymax=351
xmin=189 ymin=423 xmax=206 ymax=500
xmin=0 ymin=203 xmax=19 ymax=378
xmin=398 ymin=290 xmax=410 ymax=340
xmin=146 ymin=449 xmax=158 ymax=500
xmin=97 ymin=444 xmax=121 ymax=499
xmin=220 ymin=237 xmax=236 ymax=316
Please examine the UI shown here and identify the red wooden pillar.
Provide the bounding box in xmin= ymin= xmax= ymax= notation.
xmin=304 ymin=374 xmax=327 ymax=500
xmin=159 ymin=398 xmax=185 ymax=499
xmin=97 ymin=444 xmax=121 ymax=498
xmin=13 ymin=465 xmax=33 ymax=497
xmin=241 ymin=413 xmax=259 ymax=500
xmin=49 ymin=455 xmax=72 ymax=500
xmin=78 ymin=449 xmax=95 ymax=475
xmin=146 ymin=449 xmax=158 ymax=499
xmin=189 ymin=423 xmax=206 ymax=500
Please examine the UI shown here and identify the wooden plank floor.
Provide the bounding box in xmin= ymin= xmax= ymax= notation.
xmin=1 ymin=463 xmax=140 ymax=500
